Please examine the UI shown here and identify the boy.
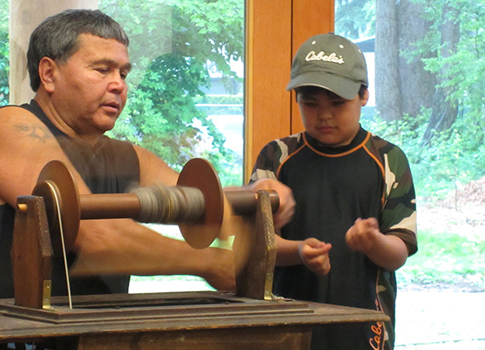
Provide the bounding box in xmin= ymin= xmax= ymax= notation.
xmin=250 ymin=33 xmax=417 ymax=350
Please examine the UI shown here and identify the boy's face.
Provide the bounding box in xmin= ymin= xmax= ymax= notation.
xmin=297 ymin=88 xmax=369 ymax=147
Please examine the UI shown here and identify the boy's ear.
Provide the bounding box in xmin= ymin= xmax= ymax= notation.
xmin=360 ymin=88 xmax=370 ymax=107
xmin=38 ymin=57 xmax=58 ymax=93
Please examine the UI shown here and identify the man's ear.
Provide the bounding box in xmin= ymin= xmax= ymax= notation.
xmin=38 ymin=57 xmax=57 ymax=93
xmin=360 ymin=87 xmax=370 ymax=107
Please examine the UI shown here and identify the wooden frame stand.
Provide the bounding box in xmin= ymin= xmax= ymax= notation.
xmin=1 ymin=160 xmax=389 ymax=350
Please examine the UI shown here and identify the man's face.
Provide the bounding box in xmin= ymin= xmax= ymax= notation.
xmin=297 ymin=88 xmax=368 ymax=147
xmin=51 ymin=33 xmax=131 ymax=138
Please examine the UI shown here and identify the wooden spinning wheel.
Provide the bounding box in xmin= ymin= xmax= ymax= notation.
xmin=11 ymin=158 xmax=280 ymax=309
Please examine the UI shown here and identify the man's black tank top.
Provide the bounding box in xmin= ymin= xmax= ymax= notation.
xmin=0 ymin=100 xmax=140 ymax=297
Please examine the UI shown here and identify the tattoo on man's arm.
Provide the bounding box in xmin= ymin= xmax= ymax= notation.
xmin=15 ymin=124 xmax=52 ymax=142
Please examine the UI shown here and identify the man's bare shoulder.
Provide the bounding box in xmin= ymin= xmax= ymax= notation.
xmin=0 ymin=105 xmax=32 ymax=117
xmin=0 ymin=104 xmax=68 ymax=205
xmin=0 ymin=105 xmax=54 ymax=143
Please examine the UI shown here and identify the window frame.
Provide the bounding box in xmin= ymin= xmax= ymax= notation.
xmin=244 ymin=0 xmax=334 ymax=180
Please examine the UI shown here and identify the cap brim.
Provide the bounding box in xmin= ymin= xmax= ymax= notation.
xmin=286 ymin=72 xmax=361 ymax=100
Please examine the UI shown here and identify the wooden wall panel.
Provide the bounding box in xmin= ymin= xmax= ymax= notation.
xmin=244 ymin=0 xmax=335 ymax=179
xmin=290 ymin=0 xmax=335 ymax=135
xmin=244 ymin=0 xmax=293 ymax=178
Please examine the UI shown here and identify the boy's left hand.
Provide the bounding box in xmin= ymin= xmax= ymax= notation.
xmin=345 ymin=217 xmax=381 ymax=253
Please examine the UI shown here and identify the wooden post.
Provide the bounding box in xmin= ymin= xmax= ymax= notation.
xmin=9 ymin=0 xmax=98 ymax=105
xmin=234 ymin=191 xmax=277 ymax=300
xmin=11 ymin=196 xmax=53 ymax=309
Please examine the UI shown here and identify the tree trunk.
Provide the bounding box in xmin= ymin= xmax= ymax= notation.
xmin=375 ymin=0 xmax=402 ymax=121
xmin=376 ymin=0 xmax=437 ymax=122
xmin=422 ymin=3 xmax=460 ymax=146
xmin=397 ymin=0 xmax=435 ymax=119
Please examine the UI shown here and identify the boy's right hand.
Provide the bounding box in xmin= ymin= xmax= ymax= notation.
xmin=298 ymin=238 xmax=332 ymax=275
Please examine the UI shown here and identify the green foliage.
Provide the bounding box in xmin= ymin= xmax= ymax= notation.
xmin=397 ymin=228 xmax=485 ymax=289
xmin=102 ymin=0 xmax=244 ymax=185
xmin=335 ymin=0 xmax=376 ymax=39
xmin=415 ymin=1 xmax=485 ymax=107
xmin=362 ymin=107 xmax=485 ymax=202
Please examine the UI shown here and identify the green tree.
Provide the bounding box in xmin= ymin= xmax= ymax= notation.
xmin=335 ymin=0 xmax=375 ymax=39
xmin=101 ymin=0 xmax=244 ymax=185
xmin=417 ymin=0 xmax=485 ymax=145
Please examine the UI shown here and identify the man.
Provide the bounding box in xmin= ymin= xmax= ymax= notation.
xmin=0 ymin=9 xmax=294 ymax=298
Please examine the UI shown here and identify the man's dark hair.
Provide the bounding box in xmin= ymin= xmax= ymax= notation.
xmin=27 ymin=9 xmax=129 ymax=91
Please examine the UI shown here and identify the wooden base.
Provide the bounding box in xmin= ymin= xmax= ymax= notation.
xmin=0 ymin=291 xmax=388 ymax=350
xmin=77 ymin=326 xmax=312 ymax=350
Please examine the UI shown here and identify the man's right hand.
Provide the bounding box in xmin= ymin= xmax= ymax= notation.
xmin=202 ymin=247 xmax=236 ymax=292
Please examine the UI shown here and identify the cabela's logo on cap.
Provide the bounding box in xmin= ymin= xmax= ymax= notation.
xmin=305 ymin=51 xmax=345 ymax=65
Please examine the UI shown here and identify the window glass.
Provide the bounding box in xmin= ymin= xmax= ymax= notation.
xmin=102 ymin=0 xmax=245 ymax=188
xmin=336 ymin=0 xmax=485 ymax=348
xmin=99 ymin=0 xmax=245 ymax=292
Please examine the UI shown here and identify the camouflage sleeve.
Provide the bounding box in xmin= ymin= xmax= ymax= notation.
xmin=249 ymin=133 xmax=303 ymax=184
xmin=380 ymin=143 xmax=418 ymax=256
xmin=249 ymin=141 xmax=279 ymax=183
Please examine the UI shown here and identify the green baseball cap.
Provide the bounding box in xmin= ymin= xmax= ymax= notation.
xmin=287 ymin=33 xmax=368 ymax=100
